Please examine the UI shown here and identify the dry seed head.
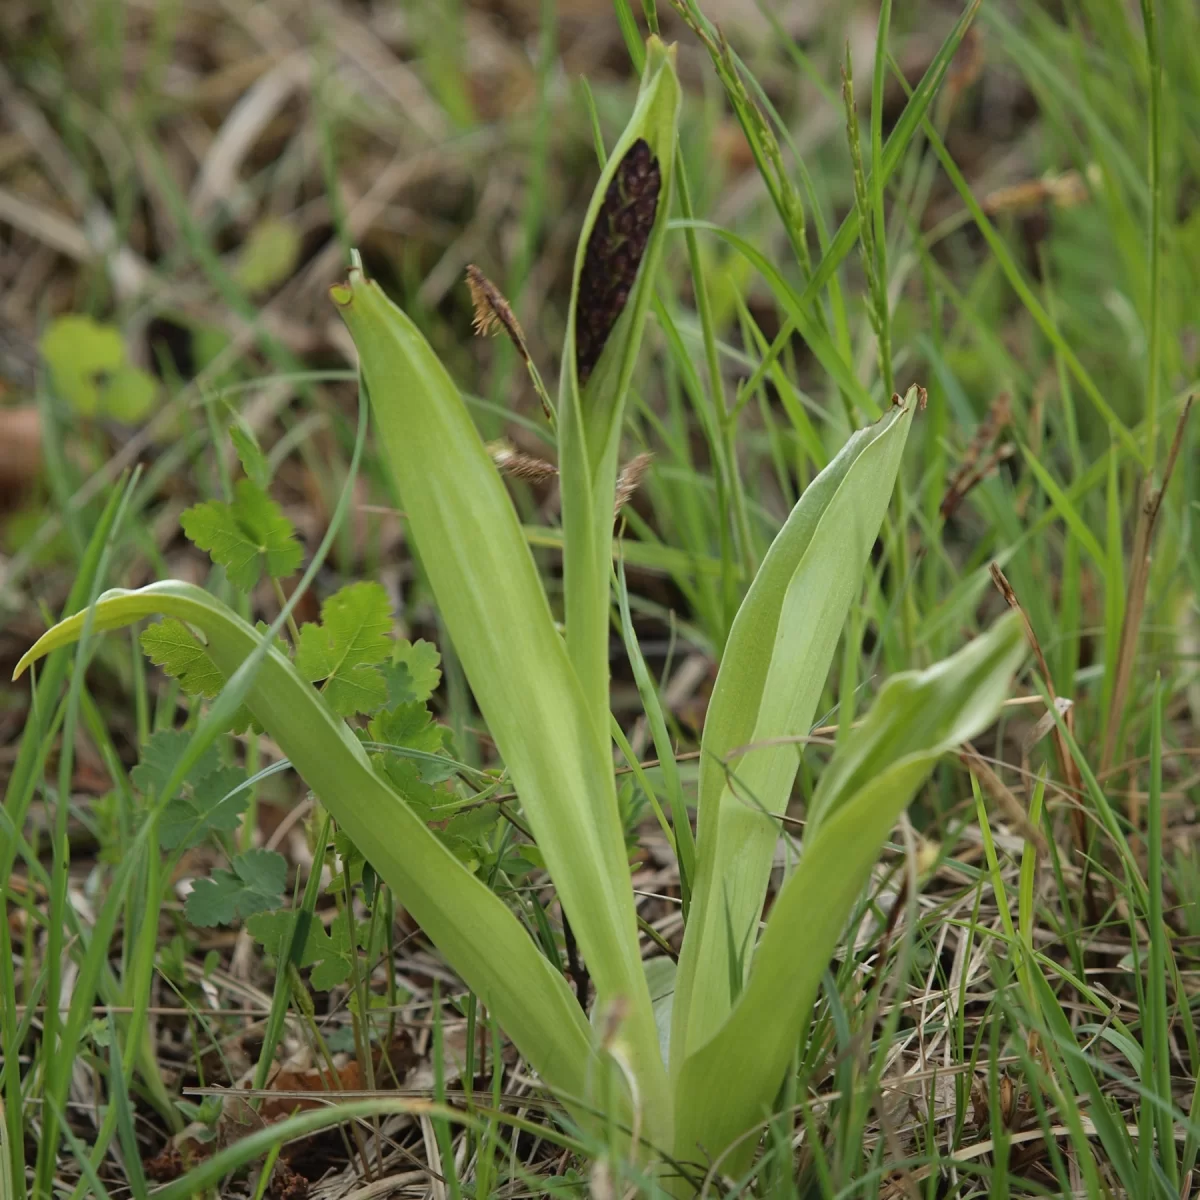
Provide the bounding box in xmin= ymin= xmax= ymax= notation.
xmin=939 ymin=391 xmax=1010 ymax=518
xmin=465 ymin=265 xmax=529 ymax=363
xmin=486 ymin=441 xmax=559 ymax=483
xmin=575 ymin=138 xmax=662 ymax=386
xmin=613 ymin=451 xmax=654 ymax=517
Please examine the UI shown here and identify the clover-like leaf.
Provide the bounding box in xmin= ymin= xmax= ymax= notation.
xmin=131 ymin=729 xmax=220 ymax=801
xmin=295 ymin=582 xmax=393 ymax=717
xmin=160 ymin=764 xmax=249 ymax=850
xmin=139 ymin=618 xmax=257 ymax=734
xmin=39 ymin=314 xmax=158 ymax=420
xmin=246 ymin=908 xmax=369 ymax=991
xmin=181 ymin=479 xmax=302 ymax=592
xmin=380 ymin=638 xmax=442 ymax=707
xmin=185 ymin=849 xmax=287 ymax=927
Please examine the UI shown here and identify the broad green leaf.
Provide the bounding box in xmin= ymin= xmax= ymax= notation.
xmin=644 ymin=956 xmax=676 ymax=1066
xmin=671 ymin=612 xmax=1026 ymax=1172
xmin=14 ymin=581 xmax=596 ymax=1121
xmin=332 ymin=263 xmax=669 ymax=1133
xmin=185 ymin=848 xmax=286 ymax=926
xmin=181 ymin=479 xmax=302 ymax=591
xmin=671 ymin=396 xmax=915 ymax=1070
xmin=295 ymin=581 xmax=392 ymax=716
xmin=235 ymin=216 xmax=301 ymax=294
xmin=557 ymin=36 xmax=682 ymax=736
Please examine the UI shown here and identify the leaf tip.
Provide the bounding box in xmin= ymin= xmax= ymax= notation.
xmin=331 ymin=257 xmax=370 ymax=308
xmin=645 ymin=33 xmax=678 ymax=68
xmin=13 ymin=642 xmax=42 ymax=680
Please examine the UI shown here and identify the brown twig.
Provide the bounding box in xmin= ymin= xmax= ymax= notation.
xmin=988 ymin=563 xmax=1095 ymax=921
xmin=960 ymin=742 xmax=1048 ymax=856
xmin=1100 ymin=397 xmax=1195 ymax=823
xmin=940 ymin=392 xmax=1012 ymax=520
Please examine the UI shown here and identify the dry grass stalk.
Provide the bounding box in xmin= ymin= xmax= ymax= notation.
xmin=988 ymin=562 xmax=1088 ymax=858
xmin=943 ymin=444 xmax=1016 ymax=522
xmin=982 ymin=169 xmax=1090 ymax=216
xmin=960 ymin=742 xmax=1049 ymax=856
xmin=940 ymin=392 xmax=1012 ymax=520
xmin=465 ymin=265 xmax=555 ymax=423
xmin=1101 ymin=396 xmax=1195 ymax=813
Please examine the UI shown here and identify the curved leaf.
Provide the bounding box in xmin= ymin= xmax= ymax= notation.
xmin=671 ymin=611 xmax=1026 ymax=1171
xmin=333 ymin=255 xmax=672 ymax=1139
xmin=671 ymin=396 xmax=915 ymax=1071
xmin=14 ymin=582 xmax=596 ymax=1113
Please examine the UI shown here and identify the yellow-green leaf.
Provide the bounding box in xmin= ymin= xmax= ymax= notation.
xmin=235 ymin=217 xmax=301 ymax=294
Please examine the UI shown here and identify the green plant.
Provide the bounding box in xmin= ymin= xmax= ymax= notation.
xmin=39 ymin=313 xmax=158 ymax=421
xmin=13 ymin=35 xmax=1030 ymax=1191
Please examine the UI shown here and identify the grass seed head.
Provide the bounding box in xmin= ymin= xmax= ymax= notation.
xmin=466 ymin=264 xmax=529 ymax=363
xmin=613 ymin=451 xmax=654 ymax=517
xmin=487 ymin=441 xmax=559 ymax=483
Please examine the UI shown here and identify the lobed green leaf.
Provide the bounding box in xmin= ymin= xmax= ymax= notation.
xmin=185 ymin=848 xmax=287 ymax=927
xmin=295 ymin=581 xmax=393 ymax=716
xmin=139 ymin=618 xmax=258 ymax=733
xmin=382 ymin=638 xmax=442 ymax=706
xmin=181 ymin=479 xmax=302 ymax=592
